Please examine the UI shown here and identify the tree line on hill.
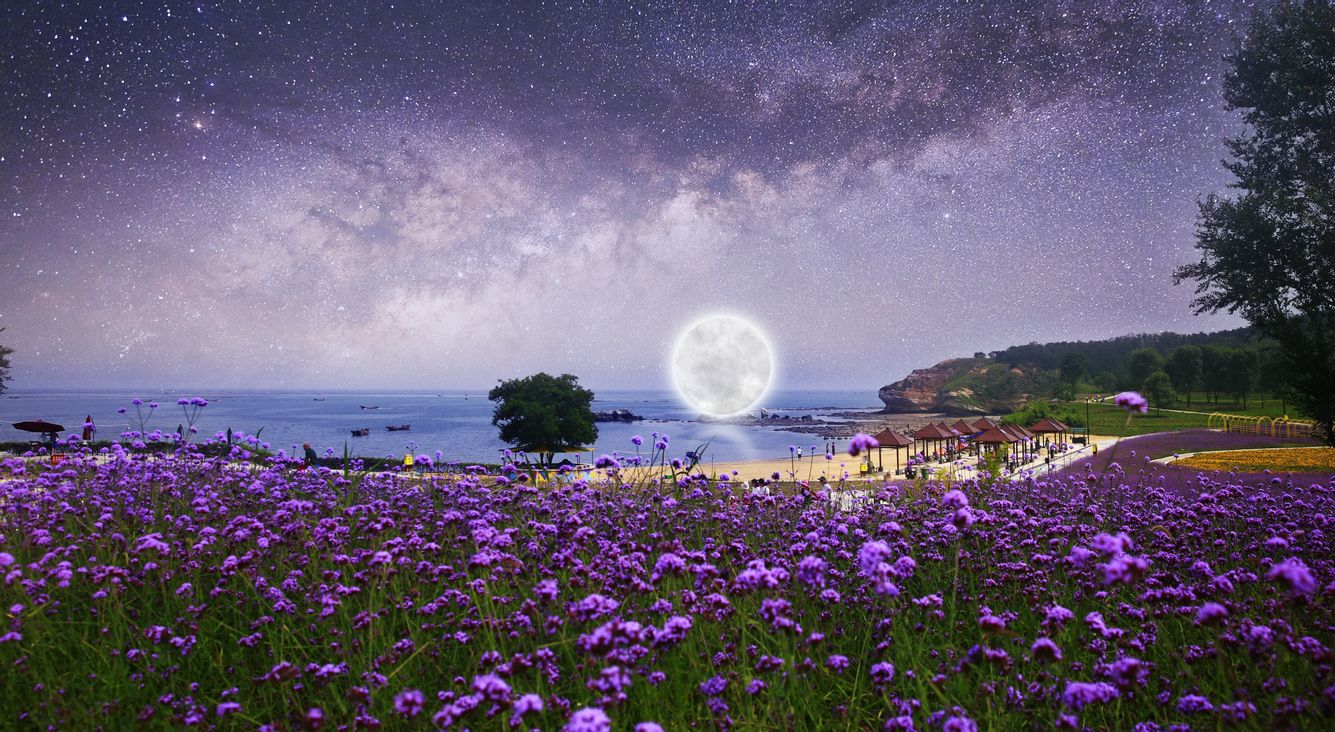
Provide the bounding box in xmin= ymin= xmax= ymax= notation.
xmin=978 ymin=327 xmax=1290 ymax=411
xmin=1056 ymin=343 xmax=1289 ymax=412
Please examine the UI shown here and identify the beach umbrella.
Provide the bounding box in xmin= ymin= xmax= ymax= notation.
xmin=12 ymin=419 xmax=64 ymax=434
xmin=82 ymin=415 xmax=96 ymax=441
xmin=12 ymin=419 xmax=64 ymax=445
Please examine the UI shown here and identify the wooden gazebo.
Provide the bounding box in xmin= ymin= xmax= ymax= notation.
xmin=1028 ymin=418 xmax=1070 ymax=446
xmin=871 ymin=429 xmax=914 ymax=473
xmin=911 ymin=423 xmax=954 ymax=460
xmin=974 ymin=427 xmax=1018 ymax=452
xmin=1001 ymin=424 xmax=1037 ymax=460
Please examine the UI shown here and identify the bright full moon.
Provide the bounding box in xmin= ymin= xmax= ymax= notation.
xmin=671 ymin=315 xmax=774 ymax=417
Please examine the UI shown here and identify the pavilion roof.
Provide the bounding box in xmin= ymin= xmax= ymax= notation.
xmin=1001 ymin=424 xmax=1034 ymax=440
xmin=950 ymin=419 xmax=978 ymax=434
xmin=910 ymin=424 xmax=953 ymax=440
xmin=872 ymin=429 xmax=913 ymax=447
xmin=975 ymin=427 xmax=1018 ymax=444
xmin=1028 ymin=418 xmax=1067 ymax=433
xmin=971 ymin=417 xmax=1000 ymax=431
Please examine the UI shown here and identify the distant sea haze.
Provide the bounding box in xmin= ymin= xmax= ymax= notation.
xmin=0 ymin=390 xmax=879 ymax=463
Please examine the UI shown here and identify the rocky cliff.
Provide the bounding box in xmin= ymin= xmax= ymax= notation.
xmin=879 ymin=357 xmax=1037 ymax=415
xmin=878 ymin=358 xmax=980 ymax=413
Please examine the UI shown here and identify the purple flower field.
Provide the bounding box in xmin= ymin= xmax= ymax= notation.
xmin=2 ymin=438 xmax=1333 ymax=730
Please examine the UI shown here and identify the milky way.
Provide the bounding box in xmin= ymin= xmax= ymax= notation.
xmin=0 ymin=1 xmax=1255 ymax=391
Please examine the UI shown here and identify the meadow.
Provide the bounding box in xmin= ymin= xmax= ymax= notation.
xmin=1054 ymin=399 xmax=1297 ymax=438
xmin=1 ymin=430 xmax=1332 ymax=730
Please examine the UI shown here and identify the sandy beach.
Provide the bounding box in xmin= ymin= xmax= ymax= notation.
xmin=709 ymin=432 xmax=1117 ymax=483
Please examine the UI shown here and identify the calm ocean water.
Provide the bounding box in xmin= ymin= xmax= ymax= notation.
xmin=0 ymin=389 xmax=879 ymax=462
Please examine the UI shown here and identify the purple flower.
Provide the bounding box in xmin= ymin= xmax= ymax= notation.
xmin=942 ymin=713 xmax=978 ymax=732
xmin=631 ymin=435 xmax=643 ymax=446
xmin=796 ymin=555 xmax=828 ymax=587
xmin=848 ymin=432 xmax=879 ymax=456
xmin=941 ymin=489 xmax=969 ymax=509
xmin=1195 ymin=602 xmax=1229 ymax=625
xmin=1267 ymin=557 xmax=1317 ymax=596
xmin=1115 ymin=391 xmax=1148 ymax=414
xmin=1063 ymin=681 xmax=1119 ymax=709
xmin=870 ymin=661 xmax=895 ymax=686
xmin=511 ymin=693 xmax=543 ymax=726
xmin=1177 ymin=694 xmax=1214 ymax=714
xmin=826 ymin=654 xmax=850 ymax=673
xmin=857 ymin=540 xmax=892 ymax=577
xmin=634 ymin=724 xmax=664 ymax=732
xmin=471 ymin=673 xmax=511 ymax=701
xmin=393 ymin=689 xmax=425 ymax=717
xmin=1031 ymin=638 xmax=1062 ymax=662
xmin=699 ymin=675 xmax=728 ymax=696
xmin=216 ymin=702 xmax=241 ymax=716
xmin=564 ymin=708 xmax=612 ymax=732
xmin=978 ymin=614 xmax=1006 ymax=633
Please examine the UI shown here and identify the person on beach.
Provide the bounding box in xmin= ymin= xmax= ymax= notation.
xmin=303 ymin=442 xmax=318 ymax=466
xmin=404 ymin=453 xmax=415 ymax=472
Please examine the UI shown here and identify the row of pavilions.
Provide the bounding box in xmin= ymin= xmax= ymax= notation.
xmin=869 ymin=417 xmax=1075 ymax=474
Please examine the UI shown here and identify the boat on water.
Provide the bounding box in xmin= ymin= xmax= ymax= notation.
xmin=360 ymin=405 xmax=380 ymax=410
xmin=385 ymin=424 xmax=411 ymax=432
xmin=350 ymin=428 xmax=370 ymax=437
xmin=313 ymin=397 xmax=326 ymax=401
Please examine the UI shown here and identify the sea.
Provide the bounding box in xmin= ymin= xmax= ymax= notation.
xmin=0 ymin=389 xmax=880 ymax=463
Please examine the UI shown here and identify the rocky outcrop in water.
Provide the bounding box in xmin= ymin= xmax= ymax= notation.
xmin=593 ymin=409 xmax=644 ymax=422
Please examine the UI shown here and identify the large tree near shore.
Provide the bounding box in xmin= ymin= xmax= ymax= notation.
xmin=489 ymin=372 xmax=598 ymax=466
xmin=1174 ymin=0 xmax=1335 ymax=445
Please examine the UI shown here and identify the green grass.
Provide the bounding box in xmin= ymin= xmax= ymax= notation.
xmin=1055 ymin=397 xmax=1296 ymax=437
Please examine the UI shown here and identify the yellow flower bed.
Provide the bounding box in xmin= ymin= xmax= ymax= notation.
xmin=1173 ymin=447 xmax=1335 ymax=473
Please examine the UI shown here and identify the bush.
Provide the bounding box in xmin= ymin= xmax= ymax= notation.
xmin=1001 ymin=401 xmax=1085 ymax=429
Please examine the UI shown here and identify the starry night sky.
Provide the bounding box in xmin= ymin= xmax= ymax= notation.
xmin=1 ymin=1 xmax=1255 ymax=391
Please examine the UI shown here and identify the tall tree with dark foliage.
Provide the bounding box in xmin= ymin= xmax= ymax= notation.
xmin=1175 ymin=1 xmax=1335 ymax=444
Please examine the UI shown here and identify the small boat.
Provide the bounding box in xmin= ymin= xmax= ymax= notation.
xmin=360 ymin=405 xmax=380 ymax=410
xmin=314 ymin=397 xmax=326 ymax=401
xmin=350 ymin=428 xmax=370 ymax=437
xmin=385 ymin=424 xmax=411 ymax=432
